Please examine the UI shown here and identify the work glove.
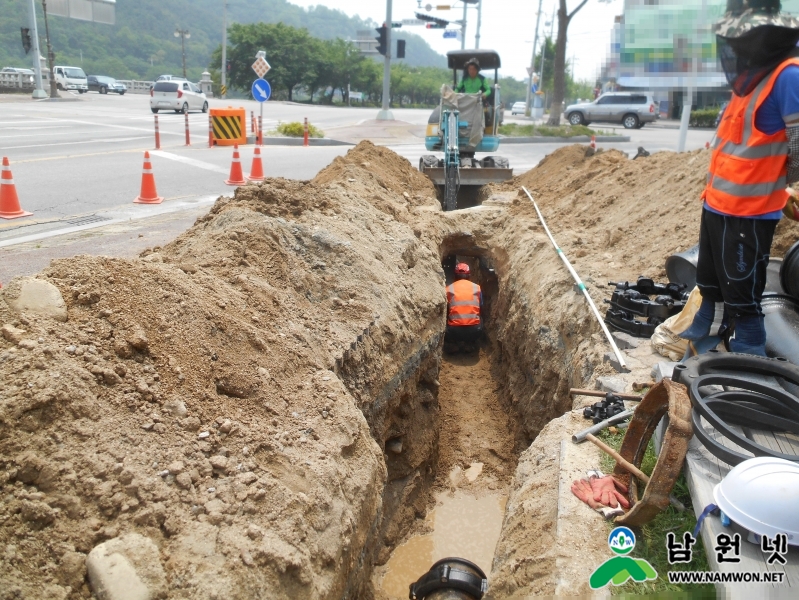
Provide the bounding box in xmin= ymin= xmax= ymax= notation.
xmin=784 ymin=189 xmax=799 ymax=221
xmin=591 ymin=475 xmax=631 ymax=509
xmin=571 ymin=478 xmax=603 ymax=509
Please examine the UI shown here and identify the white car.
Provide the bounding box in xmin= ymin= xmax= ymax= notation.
xmin=511 ymin=101 xmax=526 ymax=115
xmin=150 ymin=80 xmax=208 ymax=114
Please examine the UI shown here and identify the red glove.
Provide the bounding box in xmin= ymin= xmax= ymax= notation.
xmin=591 ymin=476 xmax=631 ymax=509
xmin=571 ymin=478 xmax=603 ymax=509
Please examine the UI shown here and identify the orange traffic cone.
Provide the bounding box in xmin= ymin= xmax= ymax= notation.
xmin=0 ymin=157 xmax=32 ymax=220
xmin=590 ymin=135 xmax=597 ymax=150
xmin=225 ymin=145 xmax=247 ymax=186
xmin=248 ymin=146 xmax=265 ymax=182
xmin=134 ymin=151 xmax=163 ymax=204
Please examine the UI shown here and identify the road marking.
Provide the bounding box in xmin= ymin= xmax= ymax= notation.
xmin=0 ymin=136 xmax=162 ymax=151
xmin=12 ymin=148 xmax=149 ymax=164
xmin=0 ymin=195 xmax=222 ymax=249
xmin=150 ymin=151 xmax=229 ymax=174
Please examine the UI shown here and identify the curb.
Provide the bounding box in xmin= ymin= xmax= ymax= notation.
xmin=500 ymin=135 xmax=631 ymax=144
xmin=255 ymin=137 xmax=354 ymax=147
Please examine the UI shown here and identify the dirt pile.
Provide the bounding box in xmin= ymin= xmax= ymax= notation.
xmin=0 ymin=142 xmax=446 ymax=599
xmin=488 ymin=146 xmax=796 ymax=278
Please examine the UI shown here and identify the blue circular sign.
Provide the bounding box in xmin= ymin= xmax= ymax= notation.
xmin=252 ymin=78 xmax=271 ymax=102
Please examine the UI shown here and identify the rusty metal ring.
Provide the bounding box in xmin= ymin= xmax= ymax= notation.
xmin=613 ymin=378 xmax=693 ymax=526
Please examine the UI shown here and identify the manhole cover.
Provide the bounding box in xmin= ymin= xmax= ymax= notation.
xmin=66 ymin=215 xmax=111 ymax=226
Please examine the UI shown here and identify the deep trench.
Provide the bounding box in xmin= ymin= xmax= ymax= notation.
xmin=333 ymin=233 xmax=569 ymax=598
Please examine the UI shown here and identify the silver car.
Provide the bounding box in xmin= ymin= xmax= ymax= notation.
xmin=565 ymin=92 xmax=658 ymax=129
xmin=150 ymin=80 xmax=208 ymax=114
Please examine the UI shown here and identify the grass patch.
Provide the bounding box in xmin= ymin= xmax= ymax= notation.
xmin=271 ymin=120 xmax=325 ymax=138
xmin=597 ymin=428 xmax=715 ymax=597
xmin=497 ymin=123 xmax=618 ymax=138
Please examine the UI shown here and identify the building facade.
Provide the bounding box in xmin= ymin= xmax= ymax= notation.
xmin=604 ymin=0 xmax=799 ymax=115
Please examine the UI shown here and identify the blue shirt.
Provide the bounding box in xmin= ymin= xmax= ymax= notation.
xmin=708 ymin=65 xmax=799 ymax=220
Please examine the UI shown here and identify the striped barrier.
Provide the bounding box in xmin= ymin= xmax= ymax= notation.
xmin=209 ymin=108 xmax=246 ymax=146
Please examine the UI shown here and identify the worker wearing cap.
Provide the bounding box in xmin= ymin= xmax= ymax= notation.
xmin=445 ymin=263 xmax=483 ymax=352
xmin=456 ymin=58 xmax=492 ymax=97
xmin=680 ymin=0 xmax=799 ymax=356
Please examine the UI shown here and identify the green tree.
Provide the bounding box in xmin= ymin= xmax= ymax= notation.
xmin=211 ymin=22 xmax=318 ymax=101
xmin=548 ymin=0 xmax=613 ymax=125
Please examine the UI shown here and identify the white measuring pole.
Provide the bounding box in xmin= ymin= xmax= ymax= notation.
xmin=522 ymin=187 xmax=627 ymax=370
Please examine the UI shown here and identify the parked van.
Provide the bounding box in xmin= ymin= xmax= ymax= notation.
xmin=54 ymin=65 xmax=88 ymax=93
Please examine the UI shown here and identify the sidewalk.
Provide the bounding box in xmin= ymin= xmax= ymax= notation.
xmin=324 ymin=119 xmax=427 ymax=145
xmin=0 ymin=197 xmax=218 ymax=285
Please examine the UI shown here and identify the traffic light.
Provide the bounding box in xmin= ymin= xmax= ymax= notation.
xmin=21 ymin=28 xmax=32 ymax=55
xmin=416 ymin=12 xmax=449 ymax=29
xmin=375 ymin=25 xmax=388 ymax=56
xmin=397 ymin=39 xmax=406 ymax=60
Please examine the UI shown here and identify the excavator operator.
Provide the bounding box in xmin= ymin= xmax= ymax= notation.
xmin=445 ymin=263 xmax=483 ymax=353
xmin=456 ymin=58 xmax=494 ymax=128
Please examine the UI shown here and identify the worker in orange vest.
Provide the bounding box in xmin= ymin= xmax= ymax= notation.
xmin=445 ymin=262 xmax=483 ymax=353
xmin=679 ymin=0 xmax=799 ymax=357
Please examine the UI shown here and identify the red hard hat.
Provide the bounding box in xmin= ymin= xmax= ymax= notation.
xmin=454 ymin=263 xmax=470 ymax=276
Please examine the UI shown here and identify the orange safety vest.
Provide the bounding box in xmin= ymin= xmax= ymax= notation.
xmin=703 ymin=58 xmax=799 ymax=217
xmin=446 ymin=279 xmax=481 ymax=326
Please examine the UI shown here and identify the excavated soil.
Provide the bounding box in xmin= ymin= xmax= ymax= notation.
xmin=1 ymin=142 xmax=797 ymax=599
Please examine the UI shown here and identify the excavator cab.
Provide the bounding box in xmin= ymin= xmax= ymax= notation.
xmin=419 ymin=49 xmax=513 ymax=211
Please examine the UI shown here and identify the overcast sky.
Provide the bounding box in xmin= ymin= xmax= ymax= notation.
xmin=290 ymin=0 xmax=624 ymax=82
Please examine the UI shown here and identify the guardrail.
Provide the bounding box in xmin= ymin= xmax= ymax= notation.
xmin=116 ymin=80 xmax=155 ymax=94
xmin=0 ymin=72 xmax=35 ymax=91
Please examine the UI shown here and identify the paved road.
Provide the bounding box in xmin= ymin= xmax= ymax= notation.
xmin=0 ymin=92 xmax=714 ymax=282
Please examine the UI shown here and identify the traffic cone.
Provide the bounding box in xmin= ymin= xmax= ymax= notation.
xmin=133 ymin=151 xmax=163 ymax=204
xmin=248 ymin=147 xmax=265 ymax=182
xmin=225 ymin=145 xmax=247 ymax=186
xmin=590 ymin=135 xmax=597 ymax=150
xmin=0 ymin=157 xmax=32 ymax=220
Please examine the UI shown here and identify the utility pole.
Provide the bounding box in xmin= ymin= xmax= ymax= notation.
xmin=41 ymin=0 xmax=58 ymax=98
xmin=377 ymin=0 xmax=394 ymax=120
xmin=175 ymin=28 xmax=190 ymax=79
xmin=475 ymin=0 xmax=482 ymax=49
xmin=28 ymin=0 xmax=46 ymax=99
xmin=678 ymin=0 xmax=706 ymax=152
xmin=525 ymin=0 xmax=543 ymax=117
xmin=221 ymin=0 xmax=228 ymax=99
xmin=539 ymin=8 xmax=555 ymax=84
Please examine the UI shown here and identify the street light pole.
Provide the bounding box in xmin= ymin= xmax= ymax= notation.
xmin=475 ymin=0 xmax=482 ymax=49
xmin=221 ymin=0 xmax=227 ymax=98
xmin=461 ymin=2 xmax=467 ymax=50
xmin=41 ymin=0 xmax=58 ymax=98
xmin=29 ymin=0 xmax=46 ymax=98
xmin=525 ymin=0 xmax=543 ymax=117
xmin=377 ymin=0 xmax=394 ymax=120
xmin=175 ymin=28 xmax=190 ymax=79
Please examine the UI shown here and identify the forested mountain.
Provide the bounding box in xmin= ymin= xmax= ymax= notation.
xmin=0 ymin=0 xmax=445 ymax=81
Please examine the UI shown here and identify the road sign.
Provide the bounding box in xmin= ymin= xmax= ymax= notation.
xmin=526 ymin=66 xmax=534 ymax=76
xmin=401 ymin=19 xmax=425 ymax=26
xmin=252 ymin=56 xmax=271 ymax=79
xmin=252 ymin=79 xmax=271 ymax=102
xmin=443 ymin=30 xmax=458 ymax=39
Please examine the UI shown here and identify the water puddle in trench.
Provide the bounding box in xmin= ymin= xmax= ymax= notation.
xmin=379 ymin=488 xmax=507 ymax=598
xmin=376 ymin=349 xmax=521 ymax=598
